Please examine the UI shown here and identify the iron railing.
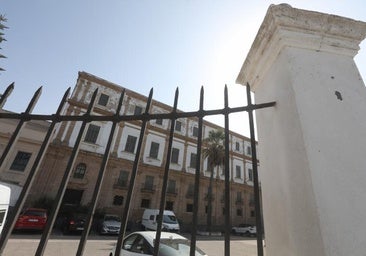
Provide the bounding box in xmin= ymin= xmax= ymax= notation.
xmin=0 ymin=82 xmax=275 ymax=256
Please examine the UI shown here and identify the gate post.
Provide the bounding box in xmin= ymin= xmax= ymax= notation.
xmin=237 ymin=4 xmax=366 ymax=256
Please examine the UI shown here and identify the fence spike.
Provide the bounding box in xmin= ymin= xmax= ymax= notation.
xmin=0 ymin=82 xmax=14 ymax=107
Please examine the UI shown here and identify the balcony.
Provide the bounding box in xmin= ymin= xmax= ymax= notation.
xmin=204 ymin=193 xmax=215 ymax=201
xmin=113 ymin=181 xmax=129 ymax=190
xmin=186 ymin=191 xmax=194 ymax=199
xmin=235 ymin=199 xmax=244 ymax=205
xmin=166 ymin=187 xmax=177 ymax=196
xmin=141 ymin=183 xmax=156 ymax=193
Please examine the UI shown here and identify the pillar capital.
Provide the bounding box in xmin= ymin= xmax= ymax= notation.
xmin=236 ymin=4 xmax=366 ymax=90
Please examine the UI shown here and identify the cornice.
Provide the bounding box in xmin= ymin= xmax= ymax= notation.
xmin=236 ymin=4 xmax=366 ymax=90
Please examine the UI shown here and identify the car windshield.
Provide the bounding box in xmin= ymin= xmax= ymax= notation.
xmin=72 ymin=213 xmax=86 ymax=220
xmin=158 ymin=238 xmax=206 ymax=256
xmin=105 ymin=216 xmax=120 ymax=222
xmin=162 ymin=215 xmax=177 ymax=224
xmin=24 ymin=210 xmax=46 ymax=217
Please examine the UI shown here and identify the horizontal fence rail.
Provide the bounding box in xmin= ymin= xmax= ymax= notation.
xmin=0 ymin=82 xmax=275 ymax=256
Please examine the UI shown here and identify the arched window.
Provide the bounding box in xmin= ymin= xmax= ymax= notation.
xmin=73 ymin=163 xmax=86 ymax=179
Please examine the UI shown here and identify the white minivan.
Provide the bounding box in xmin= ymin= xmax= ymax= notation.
xmin=141 ymin=209 xmax=180 ymax=233
xmin=0 ymin=184 xmax=11 ymax=235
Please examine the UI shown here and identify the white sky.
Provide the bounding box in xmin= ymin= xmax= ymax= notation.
xmin=1 ymin=0 xmax=366 ymax=136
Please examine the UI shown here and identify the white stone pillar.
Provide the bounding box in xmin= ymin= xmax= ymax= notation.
xmin=236 ymin=4 xmax=366 ymax=256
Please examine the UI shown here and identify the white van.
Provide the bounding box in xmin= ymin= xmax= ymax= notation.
xmin=0 ymin=184 xmax=11 ymax=235
xmin=141 ymin=209 xmax=180 ymax=233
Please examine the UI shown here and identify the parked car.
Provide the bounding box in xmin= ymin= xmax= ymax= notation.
xmin=0 ymin=184 xmax=11 ymax=235
xmin=98 ymin=214 xmax=121 ymax=235
xmin=62 ymin=212 xmax=86 ymax=234
xmin=14 ymin=208 xmax=47 ymax=231
xmin=231 ymin=224 xmax=256 ymax=236
xmin=109 ymin=231 xmax=207 ymax=256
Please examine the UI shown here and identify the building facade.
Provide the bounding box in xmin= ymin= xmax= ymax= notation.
xmin=1 ymin=72 xmax=257 ymax=230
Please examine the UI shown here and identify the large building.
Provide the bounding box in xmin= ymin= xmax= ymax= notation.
xmin=1 ymin=71 xmax=257 ymax=230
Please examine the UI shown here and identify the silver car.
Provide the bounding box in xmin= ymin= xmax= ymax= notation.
xmin=99 ymin=215 xmax=121 ymax=235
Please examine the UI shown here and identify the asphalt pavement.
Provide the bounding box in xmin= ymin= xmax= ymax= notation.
xmin=3 ymin=233 xmax=263 ymax=256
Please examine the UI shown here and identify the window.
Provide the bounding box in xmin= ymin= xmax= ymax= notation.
xmin=167 ymin=180 xmax=176 ymax=194
xmin=134 ymin=105 xmax=143 ymax=115
xmin=222 ymin=207 xmax=226 ymax=215
xmin=141 ymin=199 xmax=150 ymax=208
xmin=248 ymin=168 xmax=253 ymax=181
xmin=113 ymin=195 xmax=124 ymax=206
xmin=144 ymin=175 xmax=154 ymax=190
xmin=84 ymin=124 xmax=100 ymax=144
xmin=235 ymin=165 xmax=241 ymax=178
xmin=117 ymin=170 xmax=129 ymax=187
xmin=155 ymin=118 xmax=163 ymax=125
xmin=237 ymin=209 xmax=243 ymax=216
xmin=235 ymin=142 xmax=240 ymax=151
xmin=171 ymin=148 xmax=179 ymax=164
xmin=187 ymin=184 xmax=194 ymax=197
xmin=246 ymin=146 xmax=252 ymax=155
xmin=166 ymin=201 xmax=174 ymax=211
xmin=10 ymin=151 xmax=32 ymax=171
xmin=186 ymin=204 xmax=193 ymax=213
xmin=192 ymin=126 xmax=199 ymax=137
xmin=249 ymin=194 xmax=255 ymax=206
xmin=189 ymin=153 xmax=197 ymax=168
xmin=73 ymin=163 xmax=86 ymax=179
xmin=98 ymin=93 xmax=109 ymax=106
xmin=125 ymin=135 xmax=137 ymax=153
xmin=149 ymin=142 xmax=159 ymax=159
xmin=175 ymin=120 xmax=182 ymax=132
xmin=250 ymin=210 xmax=255 ymax=217
xmin=237 ymin=191 xmax=242 ymax=201
xmin=236 ymin=191 xmax=243 ymax=204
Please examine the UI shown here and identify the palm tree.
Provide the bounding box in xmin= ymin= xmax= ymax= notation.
xmin=0 ymin=14 xmax=8 ymax=72
xmin=202 ymin=129 xmax=225 ymax=235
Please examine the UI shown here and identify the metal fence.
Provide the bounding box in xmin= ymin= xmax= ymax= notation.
xmin=0 ymin=82 xmax=275 ymax=256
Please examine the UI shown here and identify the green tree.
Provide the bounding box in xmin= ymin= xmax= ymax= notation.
xmin=202 ymin=129 xmax=225 ymax=235
xmin=0 ymin=15 xmax=8 ymax=72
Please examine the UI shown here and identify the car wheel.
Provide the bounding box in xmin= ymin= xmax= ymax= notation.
xmin=62 ymin=226 xmax=69 ymax=235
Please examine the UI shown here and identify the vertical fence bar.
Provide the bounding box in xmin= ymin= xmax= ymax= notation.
xmin=153 ymin=88 xmax=179 ymax=256
xmin=0 ymin=82 xmax=14 ymax=108
xmin=0 ymin=87 xmax=70 ymax=255
xmin=76 ymin=89 xmax=125 ymax=256
xmin=224 ymin=85 xmax=231 ymax=256
xmin=246 ymin=83 xmax=264 ymax=256
xmin=115 ymin=88 xmax=154 ymax=256
xmin=0 ymin=87 xmax=42 ymax=168
xmin=190 ymin=86 xmax=204 ymax=256
xmin=35 ymin=89 xmax=99 ymax=256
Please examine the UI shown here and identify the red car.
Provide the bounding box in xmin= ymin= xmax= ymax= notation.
xmin=14 ymin=208 xmax=48 ymax=231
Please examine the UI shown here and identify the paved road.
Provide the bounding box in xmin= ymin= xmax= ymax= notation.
xmin=3 ymin=234 xmax=264 ymax=256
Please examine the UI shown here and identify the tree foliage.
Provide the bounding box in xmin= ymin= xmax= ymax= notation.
xmin=202 ymin=129 xmax=225 ymax=234
xmin=0 ymin=14 xmax=8 ymax=72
